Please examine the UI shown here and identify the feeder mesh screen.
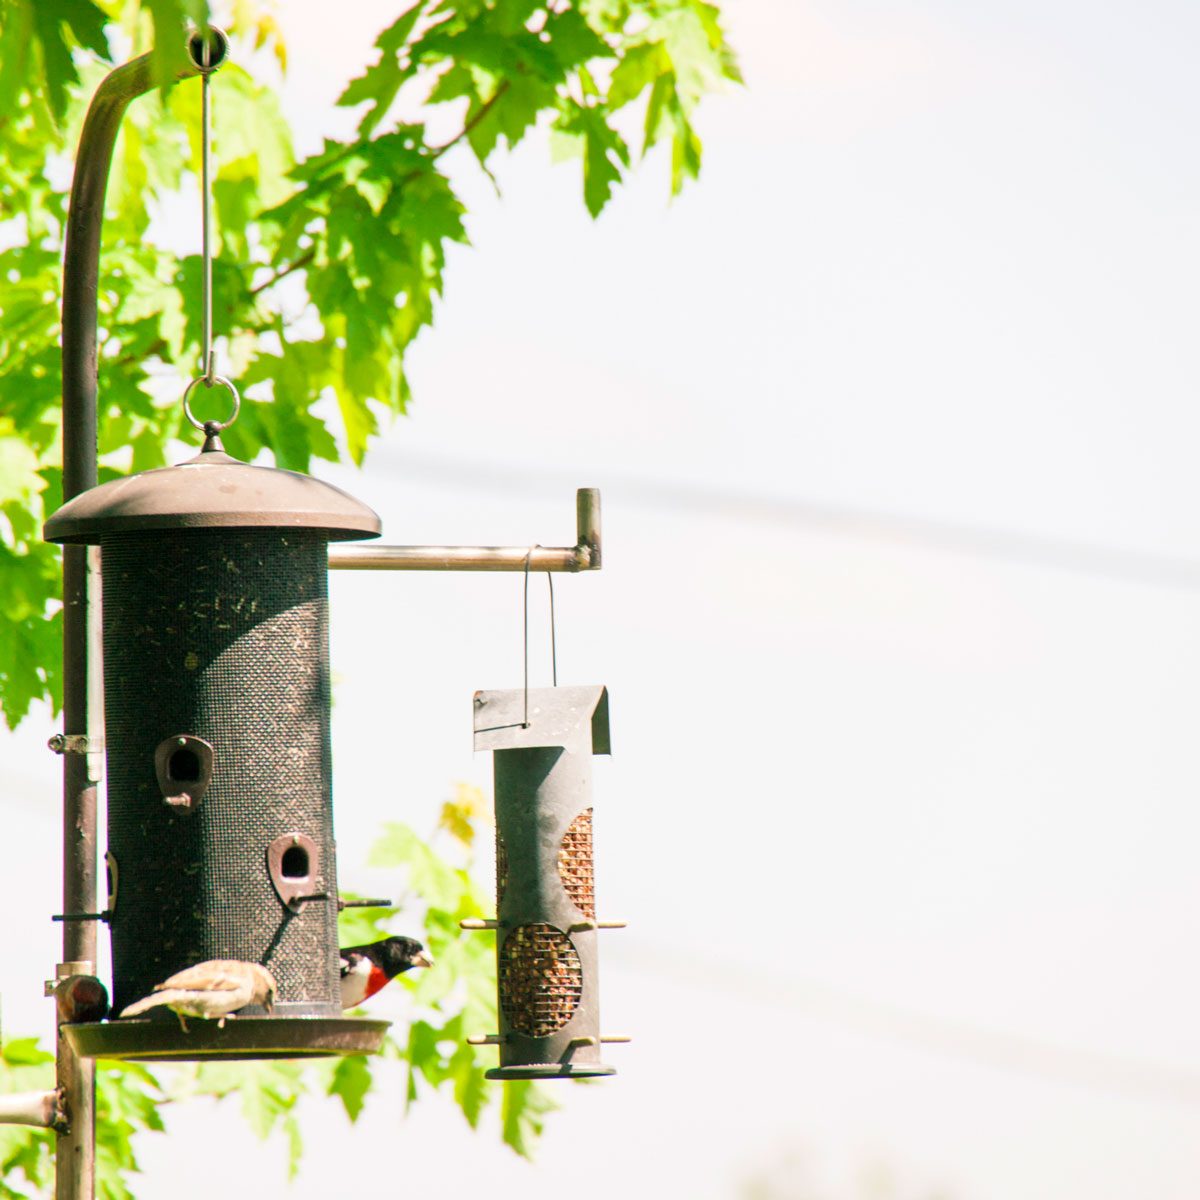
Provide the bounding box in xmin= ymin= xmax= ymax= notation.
xmin=499 ymin=923 xmax=582 ymax=1037
xmin=557 ymin=808 xmax=595 ymax=918
xmin=101 ymin=529 xmax=340 ymax=1018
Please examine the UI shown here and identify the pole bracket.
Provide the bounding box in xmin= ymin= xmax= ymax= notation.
xmin=47 ymin=734 xmax=103 ymax=755
xmin=0 ymin=1089 xmax=67 ymax=1131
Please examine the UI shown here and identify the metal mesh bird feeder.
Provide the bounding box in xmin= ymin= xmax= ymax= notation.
xmin=467 ymin=686 xmax=626 ymax=1078
xmin=44 ymin=432 xmax=389 ymax=1061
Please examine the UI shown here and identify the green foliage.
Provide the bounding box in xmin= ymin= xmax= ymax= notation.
xmin=342 ymin=790 xmax=558 ymax=1155
xmin=0 ymin=1039 xmax=56 ymax=1200
xmin=94 ymin=1061 xmax=168 ymax=1200
xmin=0 ymin=811 xmax=553 ymax=1192
xmin=0 ymin=0 xmax=111 ymax=125
xmin=0 ymin=1040 xmax=173 ymax=1200
xmin=0 ymin=0 xmax=735 ymax=725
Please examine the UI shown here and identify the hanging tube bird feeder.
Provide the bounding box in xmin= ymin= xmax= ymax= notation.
xmin=45 ymin=26 xmax=388 ymax=1062
xmin=466 ymin=686 xmax=627 ymax=1078
xmin=45 ymin=433 xmax=389 ymax=1061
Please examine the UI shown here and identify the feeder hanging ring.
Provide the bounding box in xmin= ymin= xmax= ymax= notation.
xmin=182 ymin=374 xmax=241 ymax=433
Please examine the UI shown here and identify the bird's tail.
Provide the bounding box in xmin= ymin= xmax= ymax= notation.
xmin=119 ymin=991 xmax=183 ymax=1019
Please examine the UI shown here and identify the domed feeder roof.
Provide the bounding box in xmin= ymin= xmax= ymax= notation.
xmin=44 ymin=441 xmax=381 ymax=545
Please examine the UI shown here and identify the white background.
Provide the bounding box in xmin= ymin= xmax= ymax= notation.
xmin=6 ymin=1 xmax=1200 ymax=1196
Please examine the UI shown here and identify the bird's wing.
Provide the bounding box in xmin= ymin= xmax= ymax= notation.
xmin=339 ymin=950 xmax=364 ymax=978
xmin=155 ymin=960 xmax=251 ymax=994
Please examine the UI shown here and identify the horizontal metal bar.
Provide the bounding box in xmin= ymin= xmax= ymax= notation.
xmin=460 ymin=918 xmax=500 ymax=930
xmin=467 ymin=1034 xmax=506 ymax=1045
xmin=328 ymin=488 xmax=601 ymax=574
xmin=0 ymin=1090 xmax=64 ymax=1129
xmin=330 ymin=544 xmax=591 ymax=572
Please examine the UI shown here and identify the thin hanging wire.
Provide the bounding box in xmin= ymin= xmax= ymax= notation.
xmin=182 ymin=30 xmax=240 ymax=436
xmin=523 ymin=546 xmax=557 ymax=728
xmin=199 ymin=36 xmax=216 ymax=384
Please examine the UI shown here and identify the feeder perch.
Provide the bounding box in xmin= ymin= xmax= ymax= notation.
xmin=44 ymin=439 xmax=388 ymax=1061
xmin=469 ymin=685 xmax=624 ymax=1079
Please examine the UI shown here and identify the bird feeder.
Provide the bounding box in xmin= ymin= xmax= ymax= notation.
xmin=44 ymin=429 xmax=389 ymax=1061
xmin=467 ymin=686 xmax=625 ymax=1078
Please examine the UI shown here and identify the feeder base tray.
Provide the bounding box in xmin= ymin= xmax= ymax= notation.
xmin=64 ymin=1016 xmax=389 ymax=1062
xmin=486 ymin=1063 xmax=616 ymax=1080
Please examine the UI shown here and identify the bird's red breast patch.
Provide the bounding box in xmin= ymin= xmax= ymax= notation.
xmin=362 ymin=964 xmax=390 ymax=1001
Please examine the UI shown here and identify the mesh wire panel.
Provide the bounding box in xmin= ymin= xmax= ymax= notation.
xmin=102 ymin=529 xmax=340 ymax=1017
xmin=498 ymin=923 xmax=583 ymax=1037
xmin=557 ymin=808 xmax=595 ymax=918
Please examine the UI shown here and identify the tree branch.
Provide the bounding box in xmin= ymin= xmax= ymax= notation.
xmin=250 ymin=248 xmax=316 ymax=297
xmin=250 ymin=84 xmax=511 ymax=299
xmin=430 ymin=81 xmax=511 ymax=158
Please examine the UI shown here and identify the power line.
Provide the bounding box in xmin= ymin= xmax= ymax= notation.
xmin=372 ymin=447 xmax=1200 ymax=593
xmin=350 ymin=446 xmax=1200 ymax=1106
xmin=611 ymin=936 xmax=1200 ymax=1110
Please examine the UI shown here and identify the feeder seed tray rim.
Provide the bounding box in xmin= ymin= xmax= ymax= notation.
xmin=485 ymin=1063 xmax=616 ymax=1080
xmin=63 ymin=1016 xmax=390 ymax=1061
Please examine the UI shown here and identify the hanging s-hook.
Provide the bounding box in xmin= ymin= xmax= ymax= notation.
xmin=523 ymin=545 xmax=558 ymax=727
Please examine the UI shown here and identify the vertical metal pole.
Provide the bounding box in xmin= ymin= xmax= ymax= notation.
xmin=55 ymin=548 xmax=95 ymax=1200
xmin=576 ymin=488 xmax=601 ymax=568
xmin=57 ymin=47 xmax=207 ymax=1200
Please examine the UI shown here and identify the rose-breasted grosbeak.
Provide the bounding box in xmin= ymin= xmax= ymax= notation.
xmin=119 ymin=960 xmax=277 ymax=1031
xmin=340 ymin=936 xmax=433 ymax=1009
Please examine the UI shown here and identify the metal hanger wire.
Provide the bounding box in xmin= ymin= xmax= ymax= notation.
xmin=523 ymin=545 xmax=557 ymax=727
xmin=183 ymin=29 xmax=240 ymax=435
xmin=200 ymin=34 xmax=216 ymax=384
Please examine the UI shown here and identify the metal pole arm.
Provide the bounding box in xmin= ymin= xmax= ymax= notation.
xmin=63 ymin=42 xmax=222 ymax=497
xmin=329 ymin=488 xmax=602 ymax=572
xmin=0 ymin=1091 xmax=66 ymax=1131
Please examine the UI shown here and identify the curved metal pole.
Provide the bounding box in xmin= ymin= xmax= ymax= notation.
xmin=58 ymin=45 xmax=209 ymax=1200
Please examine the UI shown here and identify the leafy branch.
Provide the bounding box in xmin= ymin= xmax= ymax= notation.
xmin=0 ymin=0 xmax=738 ymax=725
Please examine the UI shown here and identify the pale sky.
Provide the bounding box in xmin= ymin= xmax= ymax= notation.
xmin=5 ymin=2 xmax=1200 ymax=1197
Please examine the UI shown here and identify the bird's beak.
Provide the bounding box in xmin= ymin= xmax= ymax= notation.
xmin=413 ymin=951 xmax=434 ymax=970
xmin=264 ymin=994 xmax=275 ymax=1015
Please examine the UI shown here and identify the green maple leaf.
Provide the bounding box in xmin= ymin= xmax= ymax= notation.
xmin=608 ymin=41 xmax=670 ymax=111
xmin=544 ymin=8 xmax=613 ymax=72
xmin=501 ymin=1080 xmax=559 ymax=1160
xmin=338 ymin=4 xmax=426 ymax=136
xmin=28 ymin=0 xmax=109 ymax=121
xmin=144 ymin=0 xmax=211 ymax=88
xmin=556 ymin=103 xmax=630 ymax=217
xmin=328 ymin=1055 xmax=373 ymax=1122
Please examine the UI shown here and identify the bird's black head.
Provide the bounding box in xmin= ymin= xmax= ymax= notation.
xmin=370 ymin=935 xmax=434 ymax=978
